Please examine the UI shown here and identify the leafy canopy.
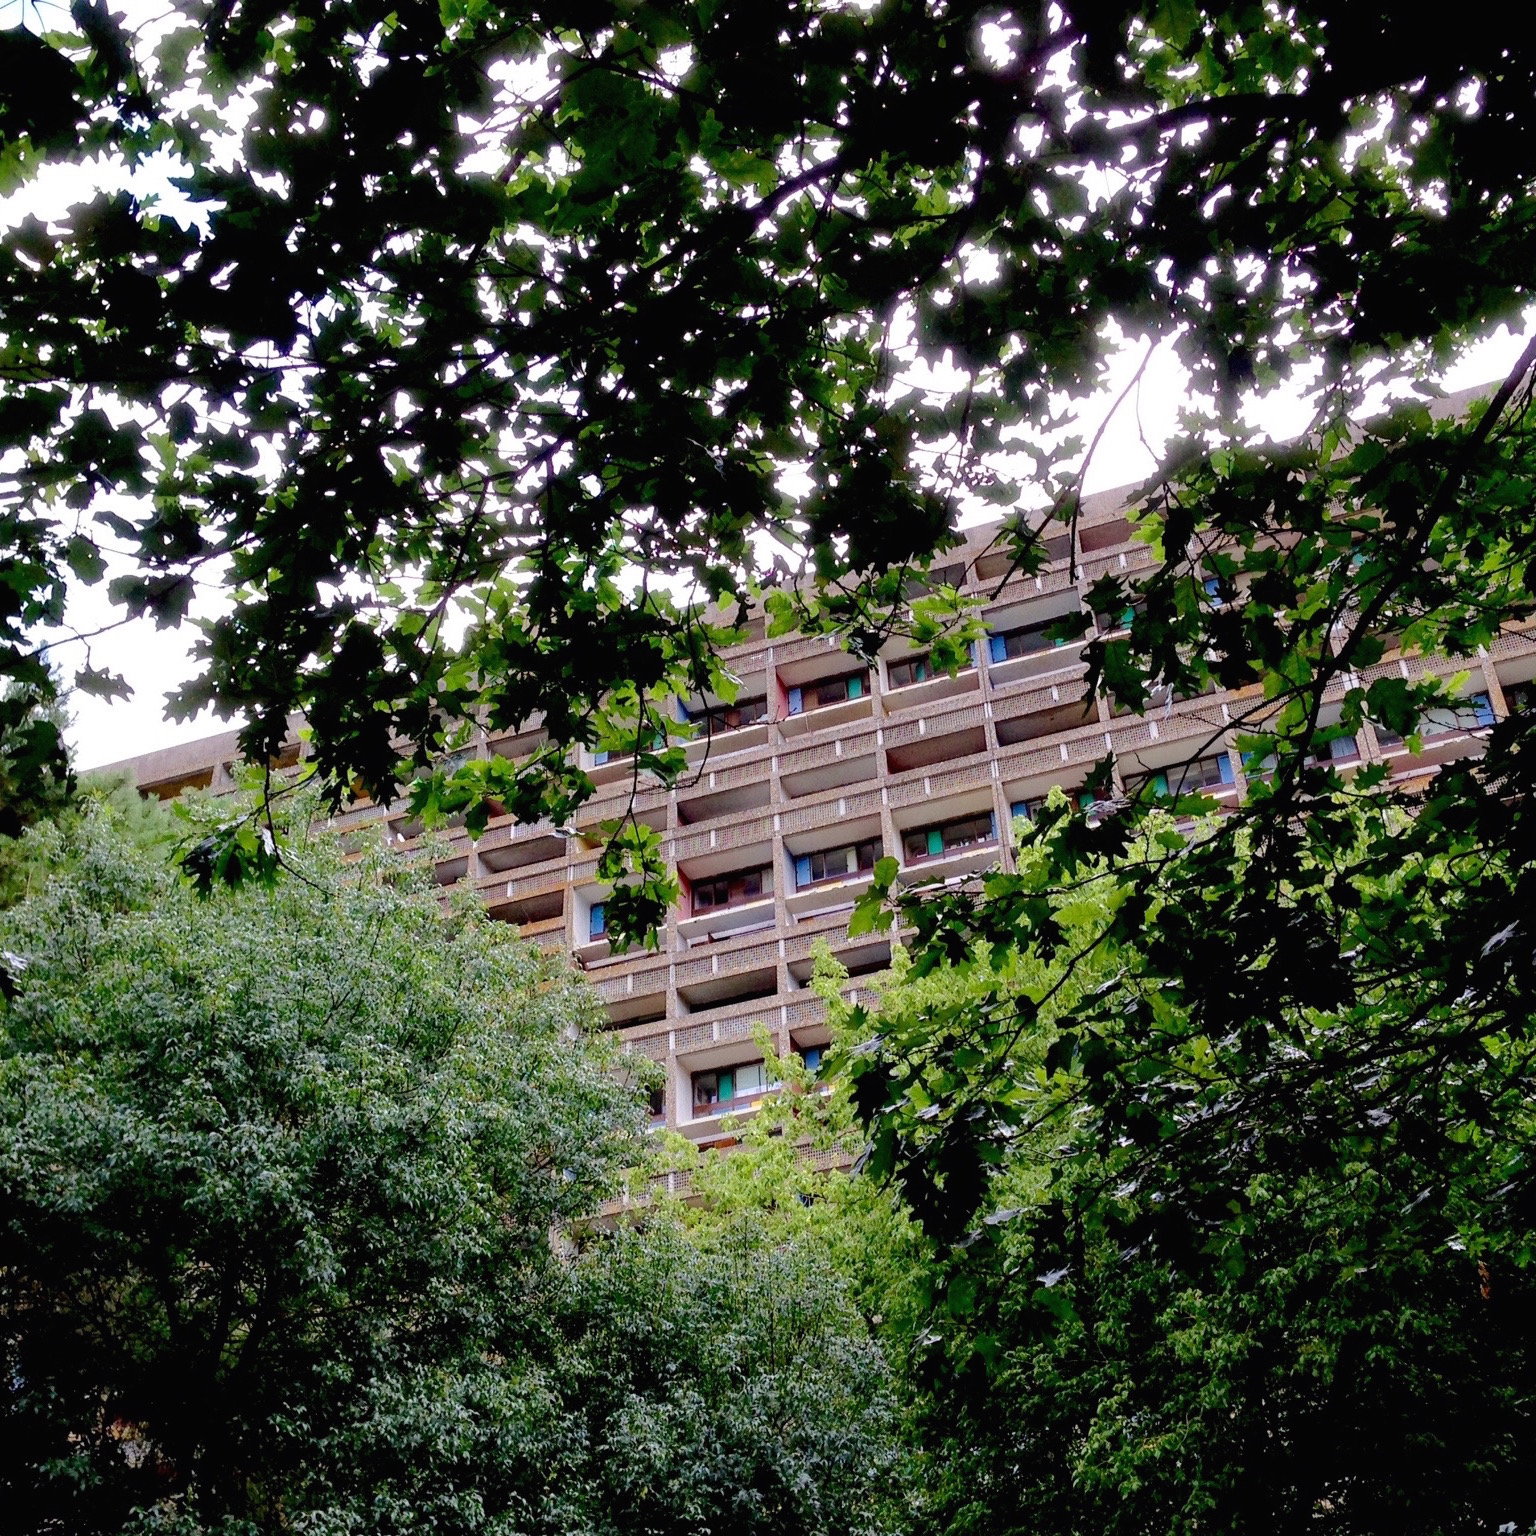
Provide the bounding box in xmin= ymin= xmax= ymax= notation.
xmin=4 ymin=2 xmax=1535 ymax=936
xmin=0 ymin=804 xmax=904 ymax=1535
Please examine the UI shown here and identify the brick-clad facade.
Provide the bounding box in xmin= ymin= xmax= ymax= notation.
xmin=100 ymin=488 xmax=1536 ymax=1144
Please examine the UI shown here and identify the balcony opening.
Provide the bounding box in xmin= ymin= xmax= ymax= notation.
xmin=785 ymin=668 xmax=869 ymax=716
xmin=987 ymin=613 xmax=1083 ymax=665
xmin=687 ymin=695 xmax=770 ymax=734
xmin=142 ymin=768 xmax=216 ymax=800
xmin=432 ymin=855 xmax=469 ymax=886
xmin=903 ymin=561 xmax=967 ymax=598
xmin=574 ymin=801 xmax=667 ymax=843
xmin=1306 ymin=735 xmax=1360 ymax=769
xmin=690 ymin=864 xmax=772 ymax=916
xmin=1133 ymin=753 xmax=1237 ymax=797
xmin=902 ymin=811 xmax=997 ymax=866
xmin=1095 ymin=598 xmax=1148 ymax=636
xmin=1244 ymin=731 xmax=1362 ymax=781
xmin=1010 ymin=785 xmax=1090 ymax=825
xmin=1080 ymin=518 xmax=1132 ymax=553
xmin=692 ymin=1058 xmax=777 ymax=1119
xmin=1376 ymin=691 xmax=1496 ymax=749
xmin=605 ymin=992 xmax=668 ymax=1028
xmin=487 ymin=726 xmax=548 ymax=761
xmin=995 ymin=698 xmax=1097 ymax=747
xmin=886 ymin=725 xmax=987 ymax=774
xmin=678 ymin=967 xmax=779 ymax=1013
xmin=676 ymin=780 xmax=772 ymax=826
xmin=477 ymin=829 xmax=566 ymax=873
xmin=486 ymin=889 xmax=564 ymax=928
xmin=781 ymin=752 xmax=878 ymax=798
xmin=975 ymin=531 xmax=1071 ymax=581
xmin=790 ymin=939 xmax=892 ymax=987
xmin=793 ymin=840 xmax=879 ymax=890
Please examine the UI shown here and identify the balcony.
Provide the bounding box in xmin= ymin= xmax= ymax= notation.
xmin=881 ymin=648 xmax=979 ymax=709
xmin=898 ymin=811 xmax=1000 ymax=883
xmin=785 ymin=836 xmax=880 ymax=918
xmin=1009 ymin=785 xmax=1091 ymax=828
xmin=777 ymin=667 xmax=873 ymax=737
xmin=682 ymin=693 xmax=771 ymax=760
xmin=1136 ymin=751 xmax=1239 ymax=799
xmin=975 ymin=530 xmax=1072 ymax=582
xmin=685 ymin=1058 xmax=779 ymax=1134
xmin=995 ymin=696 xmax=1098 ymax=748
xmin=1242 ymin=730 xmax=1364 ymax=786
xmin=985 ymin=615 xmax=1087 ymax=686
xmin=676 ymin=864 xmax=776 ymax=944
xmin=573 ymin=895 xmax=613 ymax=964
xmin=1377 ymin=691 xmax=1496 ymax=778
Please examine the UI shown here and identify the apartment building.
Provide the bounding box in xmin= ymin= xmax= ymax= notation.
xmin=103 ymin=489 xmax=1536 ymax=1145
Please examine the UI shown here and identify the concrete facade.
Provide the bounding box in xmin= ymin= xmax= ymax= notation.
xmin=100 ymin=491 xmax=1536 ymax=1146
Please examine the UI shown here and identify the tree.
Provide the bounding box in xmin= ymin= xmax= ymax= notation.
xmin=4 ymin=3 xmax=1536 ymax=937
xmin=0 ymin=806 xmax=906 ymax=1534
xmin=0 ymin=672 xmax=72 ymax=843
xmin=552 ymin=1220 xmax=908 ymax=1536
xmin=836 ymin=796 xmax=1536 ymax=1534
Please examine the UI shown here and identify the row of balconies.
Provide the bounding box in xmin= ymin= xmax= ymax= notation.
xmin=408 ymin=658 xmax=1527 ymax=953
xmin=633 ymin=670 xmax=1536 ymax=1140
xmin=583 ymin=589 xmax=1100 ymax=781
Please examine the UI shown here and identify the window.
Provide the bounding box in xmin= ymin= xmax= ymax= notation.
xmin=1011 ymin=788 xmax=1094 ymax=824
xmin=1377 ymin=692 xmax=1495 ymax=749
xmin=647 ymin=1085 xmax=665 ymax=1126
xmin=785 ymin=670 xmax=868 ymax=715
xmin=1306 ymin=734 xmax=1360 ymax=768
xmin=905 ymin=562 xmax=966 ymax=598
xmin=887 ymin=655 xmax=931 ymax=689
xmin=1169 ymin=754 xmax=1236 ymax=794
xmin=692 ymin=1059 xmax=777 ymax=1115
xmin=688 ymin=696 xmax=769 ymax=733
xmin=691 ymin=866 xmax=772 ymax=914
xmin=588 ymin=902 xmax=606 ymax=940
xmin=1423 ymin=692 xmax=1496 ymax=735
xmin=1095 ymin=599 xmax=1146 ymax=635
xmin=887 ymin=650 xmax=973 ymax=689
xmin=1505 ymin=682 xmax=1534 ymax=715
xmin=902 ymin=812 xmax=997 ymax=864
xmin=987 ymin=615 xmax=1078 ymax=664
xmin=797 ymin=1044 xmax=825 ymax=1074
xmin=794 ymin=841 xmax=879 ymax=888
xmin=1201 ymin=574 xmax=1228 ymax=607
xmin=1245 ymin=734 xmax=1359 ymax=776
